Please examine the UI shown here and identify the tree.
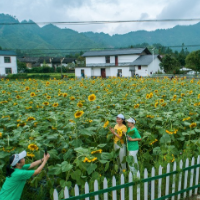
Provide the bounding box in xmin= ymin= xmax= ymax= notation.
xmin=185 ymin=50 xmax=200 ymax=74
xmin=17 ymin=60 xmax=27 ymax=73
xmin=159 ymin=54 xmax=181 ymax=74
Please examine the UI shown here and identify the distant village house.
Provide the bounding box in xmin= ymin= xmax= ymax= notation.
xmin=0 ymin=50 xmax=17 ymax=75
xmin=75 ymin=48 xmax=162 ymax=78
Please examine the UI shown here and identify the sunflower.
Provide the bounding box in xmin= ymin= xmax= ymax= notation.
xmin=88 ymin=94 xmax=96 ymax=102
xmin=30 ymin=92 xmax=36 ymax=97
xmin=198 ymin=94 xmax=200 ymax=99
xmin=161 ymin=103 xmax=167 ymax=107
xmin=70 ymin=96 xmax=75 ymax=101
xmin=16 ymin=95 xmax=21 ymax=99
xmin=17 ymin=122 xmax=26 ymax=127
xmin=28 ymin=144 xmax=39 ymax=151
xmin=13 ymin=103 xmax=18 ymax=106
xmin=181 ymin=93 xmax=185 ymax=97
xmin=146 ymin=94 xmax=150 ymax=99
xmin=63 ymin=93 xmax=68 ymax=97
xmin=77 ymin=102 xmax=83 ymax=108
xmin=160 ymin=99 xmax=164 ymax=103
xmin=52 ymin=103 xmax=59 ymax=107
xmin=62 ymin=149 xmax=67 ymax=153
xmin=0 ymin=132 xmax=2 ymax=138
xmin=27 ymin=152 xmax=35 ymax=158
xmin=177 ymin=99 xmax=182 ymax=103
xmin=43 ymin=102 xmax=49 ymax=106
xmin=74 ymin=111 xmax=84 ymax=118
xmin=27 ymin=117 xmax=36 ymax=121
xmin=96 ymin=106 xmax=100 ymax=109
xmin=103 ymin=121 xmax=109 ymax=128
xmin=47 ymin=96 xmax=51 ymax=100
xmin=189 ymin=122 xmax=197 ymax=128
xmin=46 ymin=81 xmax=50 ymax=85
xmin=91 ymin=149 xmax=102 ymax=154
xmin=154 ymin=102 xmax=159 ymax=108
xmin=25 ymin=87 xmax=30 ymax=91
xmin=189 ymin=90 xmax=193 ymax=94
xmin=134 ymin=104 xmax=140 ymax=109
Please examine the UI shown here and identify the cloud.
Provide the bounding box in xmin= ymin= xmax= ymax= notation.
xmin=0 ymin=0 xmax=200 ymax=35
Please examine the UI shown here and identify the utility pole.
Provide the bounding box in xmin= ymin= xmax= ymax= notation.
xmin=60 ymin=57 xmax=65 ymax=79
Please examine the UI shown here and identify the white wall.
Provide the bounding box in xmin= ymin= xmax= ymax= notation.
xmin=135 ymin=66 xmax=148 ymax=77
xmin=110 ymin=67 xmax=131 ymax=77
xmin=75 ymin=68 xmax=92 ymax=78
xmin=148 ymin=58 xmax=162 ymax=75
xmin=0 ymin=56 xmax=17 ymax=75
xmin=118 ymin=55 xmax=139 ymax=63
xmin=85 ymin=55 xmax=139 ymax=66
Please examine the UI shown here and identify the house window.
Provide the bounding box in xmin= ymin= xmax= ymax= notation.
xmin=105 ymin=56 xmax=110 ymax=63
xmin=138 ymin=65 xmax=141 ymax=70
xmin=5 ymin=68 xmax=12 ymax=74
xmin=118 ymin=69 xmax=122 ymax=77
xmin=4 ymin=57 xmax=11 ymax=63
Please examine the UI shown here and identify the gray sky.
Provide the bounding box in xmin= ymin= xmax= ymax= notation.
xmin=0 ymin=0 xmax=200 ymax=35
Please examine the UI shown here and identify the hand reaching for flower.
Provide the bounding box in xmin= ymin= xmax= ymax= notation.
xmin=109 ymin=127 xmax=115 ymax=134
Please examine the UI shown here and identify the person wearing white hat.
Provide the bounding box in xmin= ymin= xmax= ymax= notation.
xmin=109 ymin=114 xmax=127 ymax=171
xmin=0 ymin=150 xmax=50 ymax=200
xmin=126 ymin=117 xmax=141 ymax=172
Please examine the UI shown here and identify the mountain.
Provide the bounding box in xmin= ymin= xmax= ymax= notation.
xmin=83 ymin=23 xmax=200 ymax=50
xmin=0 ymin=14 xmax=103 ymax=52
xmin=0 ymin=13 xmax=200 ymax=55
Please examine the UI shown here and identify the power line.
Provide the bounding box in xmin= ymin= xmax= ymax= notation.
xmin=1 ymin=18 xmax=200 ymax=26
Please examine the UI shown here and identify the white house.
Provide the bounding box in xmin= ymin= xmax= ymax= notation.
xmin=75 ymin=48 xmax=162 ymax=78
xmin=0 ymin=50 xmax=17 ymax=75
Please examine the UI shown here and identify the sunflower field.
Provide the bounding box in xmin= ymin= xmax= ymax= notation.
xmin=0 ymin=77 xmax=200 ymax=198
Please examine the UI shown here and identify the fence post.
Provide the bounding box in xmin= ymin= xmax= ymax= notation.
xmin=94 ymin=180 xmax=99 ymax=200
xmin=195 ymin=156 xmax=200 ymax=195
xmin=144 ymin=169 xmax=148 ymax=200
xmin=53 ymin=189 xmax=59 ymax=200
xmin=183 ymin=158 xmax=189 ymax=198
xmin=64 ymin=187 xmax=70 ymax=199
xmin=137 ymin=171 xmax=140 ymax=200
xmin=75 ymin=184 xmax=80 ymax=199
xmin=103 ymin=177 xmax=108 ymax=200
xmin=177 ymin=160 xmax=183 ymax=200
xmin=151 ymin=167 xmax=155 ymax=200
xmin=189 ymin=157 xmax=195 ymax=197
xmin=85 ymin=182 xmax=90 ymax=200
xmin=129 ymin=172 xmax=133 ymax=200
xmin=121 ymin=174 xmax=125 ymax=200
xmin=158 ymin=165 xmax=162 ymax=199
xmin=172 ymin=161 xmax=177 ymax=200
xmin=165 ymin=163 xmax=170 ymax=200
xmin=112 ymin=176 xmax=117 ymax=200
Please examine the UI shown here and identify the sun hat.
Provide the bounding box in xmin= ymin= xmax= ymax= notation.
xmin=117 ymin=114 xmax=125 ymax=119
xmin=11 ymin=150 xmax=27 ymax=167
xmin=127 ymin=118 xmax=136 ymax=124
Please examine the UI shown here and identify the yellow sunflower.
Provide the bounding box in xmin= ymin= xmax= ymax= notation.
xmin=47 ymin=96 xmax=51 ymax=100
xmin=77 ymin=102 xmax=83 ymax=108
xmin=70 ymin=96 xmax=75 ymax=101
xmin=103 ymin=121 xmax=109 ymax=128
xmin=189 ymin=123 xmax=197 ymax=128
xmin=88 ymin=94 xmax=96 ymax=102
xmin=30 ymin=92 xmax=36 ymax=97
xmin=27 ymin=152 xmax=35 ymax=158
xmin=134 ymin=104 xmax=140 ymax=109
xmin=28 ymin=144 xmax=39 ymax=151
xmin=52 ymin=103 xmax=59 ymax=107
xmin=25 ymin=87 xmax=30 ymax=91
xmin=63 ymin=93 xmax=68 ymax=97
xmin=0 ymin=132 xmax=2 ymax=138
xmin=27 ymin=117 xmax=36 ymax=121
xmin=43 ymin=102 xmax=49 ymax=106
xmin=74 ymin=111 xmax=84 ymax=118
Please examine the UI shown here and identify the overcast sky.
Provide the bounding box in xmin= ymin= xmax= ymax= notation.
xmin=0 ymin=0 xmax=200 ymax=35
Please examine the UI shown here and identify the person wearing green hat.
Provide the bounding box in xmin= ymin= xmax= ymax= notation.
xmin=0 ymin=150 xmax=50 ymax=200
xmin=126 ymin=117 xmax=141 ymax=172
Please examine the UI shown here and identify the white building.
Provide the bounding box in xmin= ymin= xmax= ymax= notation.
xmin=0 ymin=50 xmax=17 ymax=75
xmin=75 ymin=48 xmax=162 ymax=78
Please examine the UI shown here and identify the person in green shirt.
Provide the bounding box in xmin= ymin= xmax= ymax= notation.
xmin=126 ymin=118 xmax=141 ymax=172
xmin=0 ymin=150 xmax=50 ymax=200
